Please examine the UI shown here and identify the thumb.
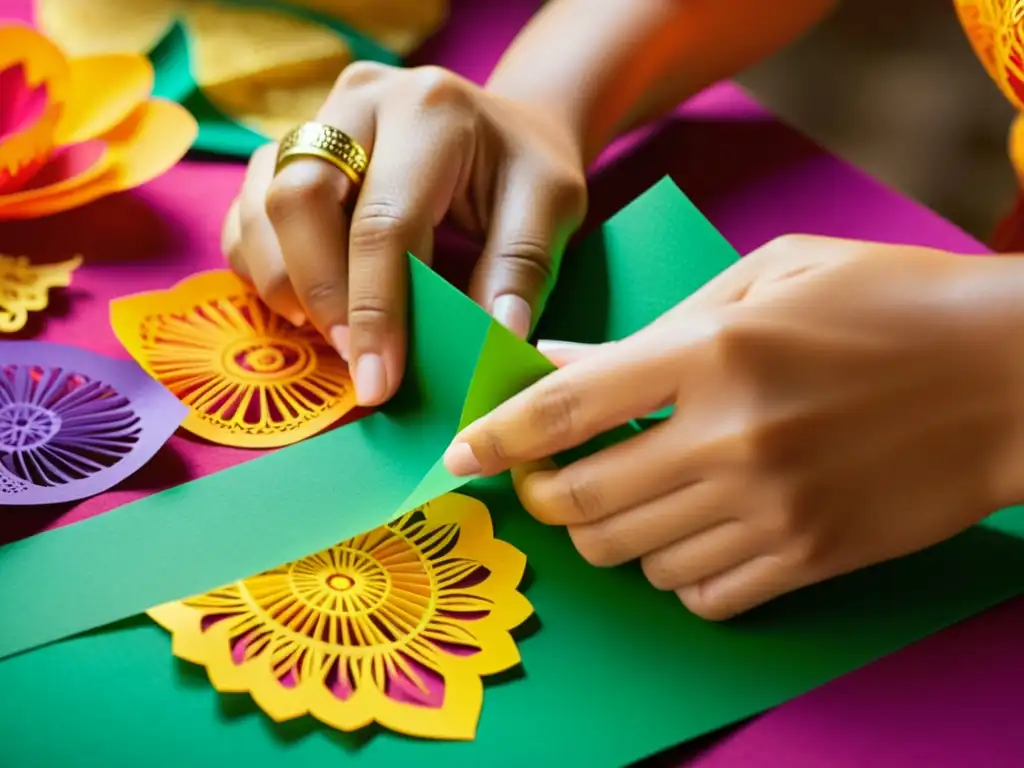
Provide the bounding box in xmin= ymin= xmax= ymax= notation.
xmin=468 ymin=170 xmax=584 ymax=338
xmin=536 ymin=339 xmax=606 ymax=367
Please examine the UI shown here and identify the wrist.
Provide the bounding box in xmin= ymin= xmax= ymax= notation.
xmin=952 ymin=254 xmax=1024 ymax=511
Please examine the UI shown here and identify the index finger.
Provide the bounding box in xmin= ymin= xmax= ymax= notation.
xmin=443 ymin=331 xmax=678 ymax=477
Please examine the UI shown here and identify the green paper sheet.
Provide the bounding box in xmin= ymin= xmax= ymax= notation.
xmin=5 ymin=179 xmax=1024 ymax=767
xmin=150 ymin=2 xmax=402 ymax=158
xmin=0 ymin=257 xmax=634 ymax=661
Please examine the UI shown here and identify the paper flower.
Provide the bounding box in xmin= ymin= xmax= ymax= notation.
xmin=0 ymin=253 xmax=82 ymax=333
xmin=36 ymin=0 xmax=446 ymax=142
xmin=0 ymin=23 xmax=196 ymax=221
xmin=149 ymin=493 xmax=532 ymax=741
xmin=110 ymin=270 xmax=355 ymax=449
xmin=0 ymin=341 xmax=188 ymax=505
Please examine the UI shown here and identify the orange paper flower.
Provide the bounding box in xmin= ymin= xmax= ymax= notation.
xmin=0 ymin=23 xmax=196 ymax=220
xmin=148 ymin=493 xmax=532 ymax=741
xmin=110 ymin=270 xmax=355 ymax=448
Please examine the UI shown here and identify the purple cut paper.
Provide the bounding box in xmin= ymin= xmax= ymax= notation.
xmin=0 ymin=341 xmax=187 ymax=506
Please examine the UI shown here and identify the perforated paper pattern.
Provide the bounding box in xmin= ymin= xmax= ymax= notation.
xmin=0 ymin=254 xmax=81 ymax=333
xmin=109 ymin=270 xmax=355 ymax=449
xmin=148 ymin=493 xmax=533 ymax=741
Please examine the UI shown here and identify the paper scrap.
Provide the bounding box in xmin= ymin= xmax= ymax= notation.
xmin=0 ymin=253 xmax=82 ymax=333
xmin=0 ymin=341 xmax=187 ymax=506
xmin=0 ymin=23 xmax=196 ymax=220
xmin=110 ymin=270 xmax=356 ymax=449
xmin=149 ymin=492 xmax=531 ymax=741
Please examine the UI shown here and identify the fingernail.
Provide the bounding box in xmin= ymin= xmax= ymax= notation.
xmin=287 ymin=310 xmax=307 ymax=328
xmin=444 ymin=442 xmax=481 ymax=477
xmin=353 ymin=353 xmax=387 ymax=406
xmin=492 ymin=294 xmax=532 ymax=338
xmin=329 ymin=325 xmax=350 ymax=361
xmin=536 ymin=339 xmax=592 ymax=366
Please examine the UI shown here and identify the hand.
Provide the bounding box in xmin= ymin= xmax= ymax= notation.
xmin=220 ymin=62 xmax=587 ymax=406
xmin=444 ymin=235 xmax=1024 ymax=619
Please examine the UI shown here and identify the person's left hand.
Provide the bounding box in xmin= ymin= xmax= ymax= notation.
xmin=442 ymin=235 xmax=1024 ymax=619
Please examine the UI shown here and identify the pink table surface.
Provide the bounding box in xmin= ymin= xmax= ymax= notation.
xmin=3 ymin=2 xmax=1024 ymax=766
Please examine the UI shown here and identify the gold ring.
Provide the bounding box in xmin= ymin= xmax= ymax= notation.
xmin=275 ymin=122 xmax=369 ymax=184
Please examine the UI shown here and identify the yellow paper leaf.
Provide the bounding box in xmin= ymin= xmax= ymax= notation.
xmin=0 ymin=254 xmax=83 ymax=333
xmin=35 ymin=0 xmax=178 ymax=57
xmin=148 ymin=493 xmax=533 ymax=741
xmin=183 ymin=2 xmax=351 ymax=139
xmin=294 ymin=0 xmax=447 ymax=55
xmin=110 ymin=270 xmax=356 ymax=449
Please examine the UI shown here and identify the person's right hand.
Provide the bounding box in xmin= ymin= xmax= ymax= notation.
xmin=220 ymin=62 xmax=588 ymax=406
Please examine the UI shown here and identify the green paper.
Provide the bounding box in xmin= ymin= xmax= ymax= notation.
xmin=149 ymin=2 xmax=403 ymax=158
xmin=538 ymin=176 xmax=740 ymax=344
xmin=0 ymin=257 xmax=608 ymax=661
xmin=6 ymin=178 xmax=1024 ymax=766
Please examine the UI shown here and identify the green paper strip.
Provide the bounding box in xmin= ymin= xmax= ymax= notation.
xmin=0 ymin=257 xmax=631 ymax=661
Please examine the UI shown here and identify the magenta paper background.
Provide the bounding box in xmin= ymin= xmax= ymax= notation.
xmin=0 ymin=341 xmax=186 ymax=505
xmin=3 ymin=1 xmax=1023 ymax=766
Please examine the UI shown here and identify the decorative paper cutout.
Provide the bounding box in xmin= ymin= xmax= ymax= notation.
xmin=0 ymin=253 xmax=82 ymax=333
xmin=0 ymin=23 xmax=196 ymax=220
xmin=0 ymin=341 xmax=188 ymax=505
xmin=110 ymin=270 xmax=356 ymax=449
xmin=36 ymin=0 xmax=445 ymax=147
xmin=956 ymin=2 xmax=1024 ymax=184
xmin=149 ymin=493 xmax=531 ymax=740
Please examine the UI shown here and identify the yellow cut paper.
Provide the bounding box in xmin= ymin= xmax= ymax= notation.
xmin=36 ymin=0 xmax=448 ymax=139
xmin=148 ymin=493 xmax=532 ymax=741
xmin=0 ymin=254 xmax=83 ymax=333
xmin=0 ymin=24 xmax=196 ymax=220
xmin=109 ymin=270 xmax=355 ymax=449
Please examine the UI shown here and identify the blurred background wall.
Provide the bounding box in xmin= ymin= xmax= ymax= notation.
xmin=735 ymin=0 xmax=1018 ymax=242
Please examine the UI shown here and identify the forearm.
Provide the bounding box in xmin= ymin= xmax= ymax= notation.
xmin=486 ymin=0 xmax=836 ymax=164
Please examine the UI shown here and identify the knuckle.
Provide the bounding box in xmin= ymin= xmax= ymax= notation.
xmin=547 ymin=168 xmax=588 ymax=223
xmin=299 ymin=279 xmax=345 ymax=310
xmin=347 ymin=296 xmax=394 ymax=331
xmin=474 ymin=425 xmax=509 ymax=467
xmin=568 ymin=525 xmax=619 ymax=568
xmin=546 ymin=472 xmax=605 ymax=524
xmin=525 ymin=380 xmax=582 ymax=442
xmin=335 ymin=60 xmax=390 ymax=91
xmin=350 ymin=200 xmax=408 ymax=254
xmin=265 ymin=164 xmax=337 ymax=224
xmin=407 ymin=65 xmax=468 ymax=109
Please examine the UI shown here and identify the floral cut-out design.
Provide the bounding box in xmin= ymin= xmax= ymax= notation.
xmin=148 ymin=493 xmax=533 ymax=741
xmin=110 ymin=270 xmax=356 ymax=449
xmin=0 ymin=253 xmax=82 ymax=333
xmin=0 ymin=342 xmax=187 ymax=505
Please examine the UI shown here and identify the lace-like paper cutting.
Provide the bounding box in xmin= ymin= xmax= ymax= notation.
xmin=956 ymin=1 xmax=1024 ymax=107
xmin=0 ymin=341 xmax=187 ymax=505
xmin=0 ymin=253 xmax=82 ymax=333
xmin=109 ymin=270 xmax=355 ymax=449
xmin=148 ymin=493 xmax=533 ymax=741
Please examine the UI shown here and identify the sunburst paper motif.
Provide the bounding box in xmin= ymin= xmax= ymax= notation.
xmin=0 ymin=341 xmax=187 ymax=505
xmin=148 ymin=493 xmax=533 ymax=741
xmin=109 ymin=270 xmax=356 ymax=448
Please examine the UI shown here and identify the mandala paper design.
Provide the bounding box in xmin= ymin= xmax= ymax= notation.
xmin=0 ymin=341 xmax=187 ymax=505
xmin=110 ymin=270 xmax=356 ymax=449
xmin=148 ymin=493 xmax=533 ymax=741
xmin=0 ymin=253 xmax=82 ymax=333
